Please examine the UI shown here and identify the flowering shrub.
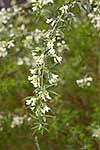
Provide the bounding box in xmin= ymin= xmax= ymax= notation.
xmin=0 ymin=0 xmax=100 ymax=149
xmin=0 ymin=112 xmax=31 ymax=130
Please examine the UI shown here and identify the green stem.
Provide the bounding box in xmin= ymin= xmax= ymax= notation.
xmin=35 ymin=136 xmax=40 ymax=150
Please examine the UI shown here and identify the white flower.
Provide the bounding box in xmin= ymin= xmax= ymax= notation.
xmin=26 ymin=99 xmax=32 ymax=105
xmin=49 ymin=48 xmax=55 ymax=55
xmin=30 ymin=68 xmax=36 ymax=74
xmin=49 ymin=73 xmax=59 ymax=84
xmin=0 ymin=48 xmax=7 ymax=57
xmin=45 ymin=30 xmax=50 ymax=38
xmin=57 ymin=42 xmax=61 ymax=46
xmin=26 ymin=97 xmax=36 ymax=111
xmin=28 ymin=75 xmax=40 ymax=87
xmin=87 ymin=82 xmax=91 ymax=86
xmin=31 ymin=97 xmax=36 ymax=106
xmin=32 ymin=6 xmax=38 ymax=11
xmin=33 ymin=54 xmax=44 ymax=65
xmin=95 ymin=16 xmax=100 ymax=29
xmin=47 ymin=38 xmax=56 ymax=50
xmin=88 ymin=12 xmax=100 ymax=29
xmin=76 ymin=76 xmax=93 ymax=88
xmin=76 ymin=79 xmax=84 ymax=84
xmin=46 ymin=18 xmax=53 ymax=24
xmin=41 ymin=105 xmax=50 ymax=114
xmin=59 ymin=5 xmax=69 ymax=14
xmin=28 ymin=76 xmax=34 ymax=81
xmin=17 ymin=57 xmax=24 ymax=65
xmin=32 ymin=51 xmax=36 ymax=56
xmin=7 ymin=40 xmax=15 ymax=48
xmin=39 ymin=0 xmax=53 ymax=5
xmin=51 ymin=20 xmax=56 ymax=27
xmin=89 ymin=0 xmax=93 ymax=4
xmin=23 ymin=57 xmax=31 ymax=66
xmin=32 ymin=76 xmax=40 ymax=88
xmin=31 ymin=0 xmax=53 ymax=10
xmin=30 ymin=107 xmax=35 ymax=111
xmin=84 ymin=77 xmax=93 ymax=82
xmin=54 ymin=56 xmax=62 ymax=63
xmin=20 ymin=24 xmax=25 ymax=30
xmin=39 ymin=90 xmax=51 ymax=101
xmin=33 ymin=29 xmax=44 ymax=43
xmin=44 ymin=105 xmax=50 ymax=112
xmin=88 ymin=13 xmax=94 ymax=19
xmin=57 ymin=41 xmax=69 ymax=53
xmin=93 ymin=127 xmax=100 ymax=139
xmin=0 ymin=41 xmax=8 ymax=57
xmin=11 ymin=116 xmax=24 ymax=128
xmin=47 ymin=40 xmax=54 ymax=50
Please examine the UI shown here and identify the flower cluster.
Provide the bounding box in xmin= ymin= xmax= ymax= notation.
xmin=0 ymin=8 xmax=12 ymax=24
xmin=30 ymin=0 xmax=53 ymax=12
xmin=92 ymin=126 xmax=100 ymax=139
xmin=17 ymin=57 xmax=31 ymax=66
xmin=11 ymin=115 xmax=26 ymax=128
xmin=59 ymin=5 xmax=69 ymax=14
xmin=33 ymin=29 xmax=45 ymax=43
xmin=88 ymin=0 xmax=100 ymax=29
xmin=0 ymin=113 xmax=31 ymax=132
xmin=25 ymin=0 xmax=77 ymax=133
xmin=76 ymin=76 xmax=93 ymax=88
xmin=0 ymin=40 xmax=15 ymax=57
xmin=57 ymin=40 xmax=69 ymax=53
xmin=0 ymin=41 xmax=7 ymax=57
xmin=23 ymin=34 xmax=33 ymax=49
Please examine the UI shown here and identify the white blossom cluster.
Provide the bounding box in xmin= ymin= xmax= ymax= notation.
xmin=26 ymin=42 xmax=59 ymax=119
xmin=88 ymin=13 xmax=100 ymax=29
xmin=76 ymin=76 xmax=93 ymax=88
xmin=7 ymin=40 xmax=15 ymax=48
xmin=46 ymin=37 xmax=63 ymax=63
xmin=57 ymin=40 xmax=69 ymax=53
xmin=0 ymin=41 xmax=7 ymax=57
xmin=26 ymin=31 xmax=65 ymax=119
xmin=33 ymin=29 xmax=45 ymax=43
xmin=11 ymin=115 xmax=25 ymax=128
xmin=0 ymin=48 xmax=7 ymax=57
xmin=59 ymin=2 xmax=75 ymax=18
xmin=17 ymin=57 xmax=31 ymax=66
xmin=59 ymin=5 xmax=69 ymax=15
xmin=11 ymin=115 xmax=31 ymax=128
xmin=88 ymin=0 xmax=100 ymax=29
xmin=26 ymin=1 xmax=76 ymax=132
xmin=23 ymin=34 xmax=33 ymax=49
xmin=0 ymin=113 xmax=31 ymax=131
xmin=92 ymin=126 xmax=100 ymax=139
xmin=0 ymin=6 xmax=21 ymax=25
xmin=0 ymin=40 xmax=15 ymax=57
xmin=29 ymin=0 xmax=53 ymax=12
xmin=0 ymin=8 xmax=17 ymax=58
xmin=0 ymin=8 xmax=12 ymax=24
